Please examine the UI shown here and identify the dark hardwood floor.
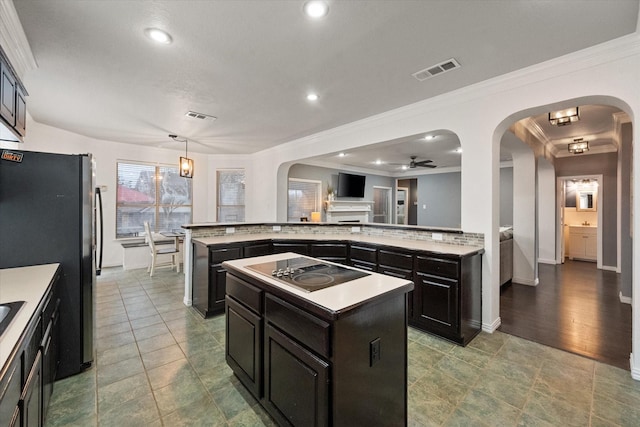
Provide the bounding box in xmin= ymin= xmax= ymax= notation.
xmin=499 ymin=259 xmax=632 ymax=370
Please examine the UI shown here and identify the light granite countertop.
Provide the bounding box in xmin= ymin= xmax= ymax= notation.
xmin=193 ymin=232 xmax=482 ymax=257
xmin=0 ymin=263 xmax=59 ymax=375
xmin=223 ymin=252 xmax=413 ymax=314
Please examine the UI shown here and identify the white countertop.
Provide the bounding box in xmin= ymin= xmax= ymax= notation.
xmin=0 ymin=263 xmax=59 ymax=374
xmin=223 ymin=252 xmax=413 ymax=314
xmin=194 ymin=232 xmax=482 ymax=257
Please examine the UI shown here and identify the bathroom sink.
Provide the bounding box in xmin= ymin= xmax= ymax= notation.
xmin=0 ymin=301 xmax=25 ymax=336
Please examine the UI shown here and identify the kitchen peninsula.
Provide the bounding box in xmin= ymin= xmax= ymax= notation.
xmin=222 ymin=252 xmax=414 ymax=426
xmin=185 ymin=222 xmax=484 ymax=346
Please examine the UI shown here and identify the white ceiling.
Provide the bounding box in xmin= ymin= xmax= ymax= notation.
xmin=13 ymin=0 xmax=639 ymax=161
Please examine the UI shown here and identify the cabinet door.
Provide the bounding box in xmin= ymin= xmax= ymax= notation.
xmin=210 ymin=265 xmax=228 ymax=314
xmin=310 ymin=242 xmax=347 ymax=264
xmin=584 ymin=234 xmax=598 ymax=259
xmin=226 ymin=296 xmax=262 ymax=399
xmin=413 ymin=273 xmax=459 ymax=334
xmin=0 ymin=62 xmax=16 ymax=125
xmin=264 ymin=324 xmax=329 ymax=427
xmin=15 ymin=85 xmax=26 ymax=136
xmin=20 ymin=351 xmax=42 ymax=427
xmin=568 ymin=232 xmax=584 ymax=258
xmin=0 ymin=364 xmax=21 ymax=426
xmin=192 ymin=243 xmax=210 ymax=317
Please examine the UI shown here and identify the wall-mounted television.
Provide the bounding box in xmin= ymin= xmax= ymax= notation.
xmin=337 ymin=172 xmax=366 ymax=198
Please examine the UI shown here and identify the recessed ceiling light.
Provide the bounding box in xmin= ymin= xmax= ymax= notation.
xmin=306 ymin=93 xmax=319 ymax=101
xmin=375 ymin=159 xmax=382 ymax=165
xmin=144 ymin=28 xmax=173 ymax=44
xmin=401 ymin=165 xmax=408 ymax=170
xmin=338 ymin=152 xmax=346 ymax=157
xmin=455 ymin=147 xmax=463 ymax=153
xmin=424 ymin=135 xmax=435 ymax=140
xmin=303 ymin=1 xmax=329 ymax=19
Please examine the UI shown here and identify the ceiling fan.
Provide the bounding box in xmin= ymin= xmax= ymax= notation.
xmin=393 ymin=156 xmax=437 ymax=169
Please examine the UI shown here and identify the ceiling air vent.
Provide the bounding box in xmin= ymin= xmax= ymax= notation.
xmin=412 ymin=58 xmax=461 ymax=82
xmin=185 ymin=111 xmax=217 ymax=120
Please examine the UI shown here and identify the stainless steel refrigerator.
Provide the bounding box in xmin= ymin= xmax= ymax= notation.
xmin=0 ymin=150 xmax=102 ymax=379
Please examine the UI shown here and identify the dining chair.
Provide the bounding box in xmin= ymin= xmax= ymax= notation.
xmin=144 ymin=221 xmax=180 ymax=276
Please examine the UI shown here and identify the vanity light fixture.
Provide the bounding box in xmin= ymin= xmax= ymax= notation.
xmin=144 ymin=28 xmax=173 ymax=45
xmin=303 ymin=1 xmax=329 ymax=19
xmin=169 ymin=134 xmax=194 ymax=178
xmin=549 ymin=107 xmax=579 ymax=126
xmin=568 ymin=138 xmax=589 ymax=154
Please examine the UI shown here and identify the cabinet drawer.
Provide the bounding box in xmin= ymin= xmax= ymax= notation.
xmin=351 ymin=260 xmax=376 ymax=272
xmin=310 ymin=243 xmax=347 ymax=258
xmin=378 ymin=249 xmax=413 ymax=270
xmin=226 ymin=274 xmax=263 ymax=315
xmin=272 ymin=242 xmax=310 ymax=255
xmin=265 ymin=295 xmax=330 ymax=358
xmin=416 ymin=256 xmax=459 ymax=279
xmin=378 ymin=265 xmax=413 ymax=280
xmin=210 ymin=246 xmax=242 ymax=263
xmin=243 ymin=243 xmax=272 ymax=258
xmin=350 ymin=245 xmax=377 ymax=264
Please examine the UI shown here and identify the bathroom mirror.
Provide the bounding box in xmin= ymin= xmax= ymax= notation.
xmin=576 ymin=190 xmax=597 ymax=212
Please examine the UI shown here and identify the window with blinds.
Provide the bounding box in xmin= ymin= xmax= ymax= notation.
xmin=217 ymin=169 xmax=245 ymax=222
xmin=288 ymin=178 xmax=322 ymax=222
xmin=116 ymin=162 xmax=193 ymax=238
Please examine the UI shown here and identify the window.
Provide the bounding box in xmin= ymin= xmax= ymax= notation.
xmin=217 ymin=169 xmax=245 ymax=222
xmin=288 ymin=178 xmax=322 ymax=222
xmin=116 ymin=162 xmax=192 ymax=238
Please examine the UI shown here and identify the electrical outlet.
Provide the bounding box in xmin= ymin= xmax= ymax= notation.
xmin=351 ymin=226 xmax=361 ymax=233
xmin=226 ymin=227 xmax=235 ymax=234
xmin=272 ymin=225 xmax=281 ymax=232
xmin=370 ymin=338 xmax=381 ymax=366
xmin=432 ymin=233 xmax=443 ymax=241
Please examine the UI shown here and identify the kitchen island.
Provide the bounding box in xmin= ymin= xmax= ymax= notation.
xmin=223 ymin=253 xmax=414 ymax=426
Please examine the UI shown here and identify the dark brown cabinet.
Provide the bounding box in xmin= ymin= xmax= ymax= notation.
xmin=224 ymin=267 xmax=410 ymax=426
xmin=0 ymin=270 xmax=59 ymax=427
xmin=309 ymin=242 xmax=348 ymax=265
xmin=349 ymin=244 xmax=377 ymax=271
xmin=193 ymin=237 xmax=482 ymax=345
xmin=0 ymin=52 xmax=27 ymax=141
xmin=412 ymin=254 xmax=482 ymax=345
xmin=192 ymin=242 xmax=243 ymax=317
xmin=272 ymin=241 xmax=309 ymax=255
xmin=0 ymin=61 xmax=16 ymax=125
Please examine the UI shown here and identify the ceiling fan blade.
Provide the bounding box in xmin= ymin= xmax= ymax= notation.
xmin=414 ymin=159 xmax=433 ymax=167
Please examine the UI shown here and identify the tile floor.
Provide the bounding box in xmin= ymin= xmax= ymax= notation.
xmin=44 ymin=267 xmax=640 ymax=427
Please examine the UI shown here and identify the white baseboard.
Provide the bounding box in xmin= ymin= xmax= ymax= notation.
xmin=183 ymin=297 xmax=192 ymax=306
xmin=631 ymin=353 xmax=640 ymax=381
xmin=512 ymin=276 xmax=539 ymax=286
xmin=619 ymin=291 xmax=632 ymax=305
xmin=482 ymin=317 xmax=501 ymax=333
xmin=601 ymin=265 xmax=619 ymax=272
xmin=538 ymin=258 xmax=557 ymax=265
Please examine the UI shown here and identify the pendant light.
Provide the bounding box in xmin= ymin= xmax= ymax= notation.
xmin=169 ymin=134 xmax=194 ymax=178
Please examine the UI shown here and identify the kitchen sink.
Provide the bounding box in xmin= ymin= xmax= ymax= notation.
xmin=0 ymin=301 xmax=25 ymax=336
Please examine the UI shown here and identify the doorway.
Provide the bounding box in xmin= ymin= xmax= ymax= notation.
xmin=373 ymin=186 xmax=392 ymax=224
xmin=556 ymin=175 xmax=603 ymax=268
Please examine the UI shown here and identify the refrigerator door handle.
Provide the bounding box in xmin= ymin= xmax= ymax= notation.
xmin=95 ymin=186 xmax=104 ymax=276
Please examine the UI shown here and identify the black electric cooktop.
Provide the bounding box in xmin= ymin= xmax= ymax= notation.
xmin=246 ymin=257 xmax=370 ymax=293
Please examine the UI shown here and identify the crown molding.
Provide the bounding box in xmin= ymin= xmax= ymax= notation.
xmin=0 ymin=0 xmax=37 ymax=81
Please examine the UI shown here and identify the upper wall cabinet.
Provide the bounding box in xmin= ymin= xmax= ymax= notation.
xmin=0 ymin=49 xmax=27 ymax=141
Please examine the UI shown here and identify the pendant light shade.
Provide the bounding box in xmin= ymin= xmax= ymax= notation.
xmin=169 ymin=134 xmax=194 ymax=178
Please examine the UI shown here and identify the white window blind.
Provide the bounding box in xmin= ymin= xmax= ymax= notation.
xmin=288 ymin=178 xmax=322 ymax=222
xmin=217 ymin=169 xmax=245 ymax=222
xmin=116 ymin=162 xmax=193 ymax=238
